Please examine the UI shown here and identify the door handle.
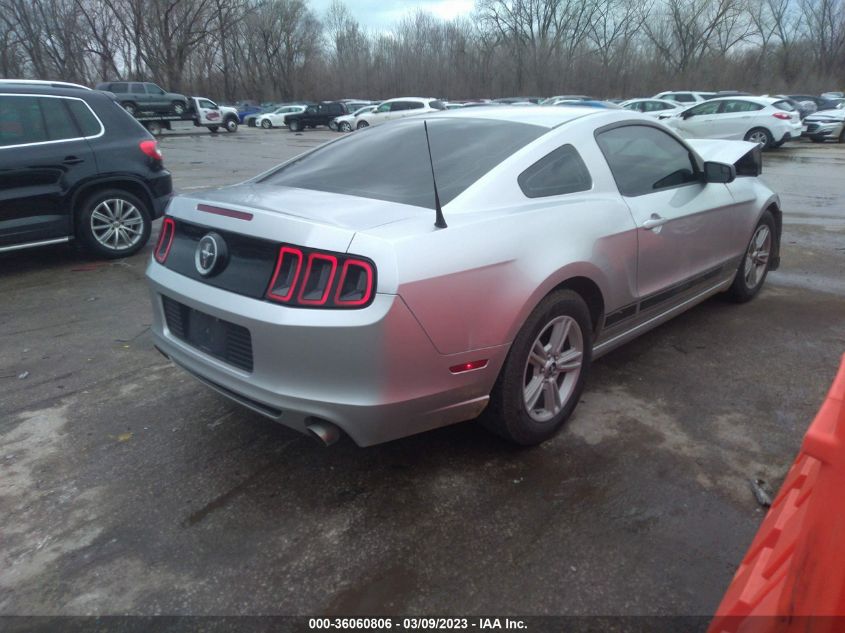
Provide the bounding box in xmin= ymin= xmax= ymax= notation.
xmin=642 ymin=214 xmax=669 ymax=230
xmin=63 ymin=156 xmax=84 ymax=165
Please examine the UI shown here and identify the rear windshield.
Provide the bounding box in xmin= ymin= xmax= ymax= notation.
xmin=773 ymin=100 xmax=796 ymax=112
xmin=259 ymin=117 xmax=545 ymax=209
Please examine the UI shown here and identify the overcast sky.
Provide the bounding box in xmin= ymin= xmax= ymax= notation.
xmin=308 ymin=0 xmax=476 ymax=30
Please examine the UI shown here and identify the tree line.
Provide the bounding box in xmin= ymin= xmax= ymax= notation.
xmin=0 ymin=0 xmax=843 ymax=103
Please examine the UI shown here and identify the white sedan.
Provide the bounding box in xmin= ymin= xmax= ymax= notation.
xmin=255 ymin=105 xmax=306 ymax=129
xmin=620 ymin=98 xmax=684 ymax=118
xmin=355 ymin=97 xmax=445 ymax=129
xmin=663 ymin=96 xmax=802 ymax=149
xmin=332 ymin=105 xmax=377 ymax=132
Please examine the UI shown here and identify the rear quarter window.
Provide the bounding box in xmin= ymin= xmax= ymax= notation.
xmin=518 ymin=144 xmax=592 ymax=198
xmin=66 ymin=100 xmax=103 ymax=136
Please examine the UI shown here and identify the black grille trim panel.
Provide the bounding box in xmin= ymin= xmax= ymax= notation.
xmin=161 ymin=296 xmax=254 ymax=372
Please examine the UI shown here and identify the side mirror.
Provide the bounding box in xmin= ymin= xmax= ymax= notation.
xmin=703 ymin=161 xmax=736 ymax=184
xmin=682 ymin=110 xmax=694 ymax=119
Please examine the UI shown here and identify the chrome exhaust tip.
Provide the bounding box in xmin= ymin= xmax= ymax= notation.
xmin=305 ymin=419 xmax=342 ymax=446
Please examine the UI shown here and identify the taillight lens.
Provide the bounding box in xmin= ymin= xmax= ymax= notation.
xmin=772 ymin=112 xmax=791 ymax=120
xmin=140 ymin=139 xmax=163 ymax=160
xmin=266 ymin=246 xmax=376 ymax=309
xmin=154 ymin=217 xmax=175 ymax=263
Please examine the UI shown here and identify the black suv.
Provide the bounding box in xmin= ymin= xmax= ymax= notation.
xmin=286 ymin=102 xmax=349 ymax=132
xmin=0 ymin=84 xmax=172 ymax=258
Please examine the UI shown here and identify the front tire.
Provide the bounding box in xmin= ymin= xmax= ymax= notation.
xmin=481 ymin=290 xmax=592 ymax=445
xmin=172 ymin=101 xmax=186 ymax=115
xmin=339 ymin=121 xmax=352 ymax=133
xmin=76 ymin=189 xmax=152 ymax=259
xmin=224 ymin=117 xmax=238 ymax=132
xmin=727 ymin=210 xmax=775 ymax=303
xmin=745 ymin=127 xmax=773 ymax=149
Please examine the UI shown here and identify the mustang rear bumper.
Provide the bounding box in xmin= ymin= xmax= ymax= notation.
xmin=146 ymin=262 xmax=507 ymax=446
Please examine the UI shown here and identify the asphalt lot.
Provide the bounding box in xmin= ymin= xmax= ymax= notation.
xmin=1 ymin=126 xmax=844 ymax=617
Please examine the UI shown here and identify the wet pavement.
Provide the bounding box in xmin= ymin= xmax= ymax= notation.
xmin=1 ymin=129 xmax=844 ymax=616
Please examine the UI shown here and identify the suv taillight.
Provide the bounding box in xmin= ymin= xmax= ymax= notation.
xmin=154 ymin=217 xmax=175 ymax=263
xmin=140 ymin=139 xmax=163 ymax=160
xmin=267 ymin=246 xmax=376 ymax=309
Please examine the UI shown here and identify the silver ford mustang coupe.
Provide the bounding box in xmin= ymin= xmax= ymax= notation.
xmin=147 ymin=106 xmax=780 ymax=446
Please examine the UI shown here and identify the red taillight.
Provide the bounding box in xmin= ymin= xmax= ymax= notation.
xmin=772 ymin=112 xmax=791 ymax=120
xmin=154 ymin=217 xmax=175 ymax=263
xmin=449 ymin=360 xmax=489 ymax=374
xmin=265 ymin=246 xmax=375 ymax=309
xmin=266 ymin=246 xmax=304 ymax=302
xmin=139 ymin=139 xmax=163 ymax=160
xmin=297 ymin=253 xmax=338 ymax=306
xmin=334 ymin=259 xmax=374 ymax=306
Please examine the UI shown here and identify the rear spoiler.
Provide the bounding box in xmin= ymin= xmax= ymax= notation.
xmin=686 ymin=139 xmax=762 ymax=177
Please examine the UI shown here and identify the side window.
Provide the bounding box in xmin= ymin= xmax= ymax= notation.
xmin=622 ymin=102 xmax=639 ymax=111
xmin=130 ymin=83 xmax=145 ymax=93
xmin=329 ymin=104 xmax=343 ymax=115
xmin=672 ymin=93 xmax=695 ymax=102
xmin=687 ymin=101 xmax=721 ymax=116
xmin=596 ymin=125 xmax=699 ymax=197
xmin=722 ymin=100 xmax=764 ymax=113
xmin=645 ymin=101 xmax=671 ymax=112
xmin=390 ymin=102 xmax=410 ymax=112
xmin=406 ymin=101 xmax=424 ymax=110
xmin=66 ymin=100 xmax=102 ymax=136
xmin=110 ymin=83 xmax=127 ymax=94
xmin=518 ymin=144 xmax=592 ymax=198
xmin=38 ymin=98 xmax=80 ymax=141
xmin=148 ymin=84 xmax=166 ymax=95
xmin=0 ymin=96 xmax=48 ymax=146
xmin=306 ymin=106 xmax=317 ymax=115
xmin=376 ymin=102 xmax=391 ymax=113
xmin=198 ymin=99 xmax=216 ymax=109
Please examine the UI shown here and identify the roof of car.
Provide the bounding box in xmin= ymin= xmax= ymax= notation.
xmin=0 ymin=84 xmax=103 ymax=98
xmin=0 ymin=79 xmax=91 ymax=90
xmin=698 ymin=96 xmax=780 ymax=106
xmin=427 ymin=104 xmax=609 ymax=128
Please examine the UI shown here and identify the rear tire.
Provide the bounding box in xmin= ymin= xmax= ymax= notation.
xmin=727 ymin=210 xmax=775 ymax=303
xmin=744 ymin=127 xmax=773 ymax=149
xmin=289 ymin=120 xmax=301 ymax=132
xmin=76 ymin=189 xmax=152 ymax=259
xmin=481 ymin=290 xmax=592 ymax=446
xmin=121 ymin=101 xmax=137 ymax=116
xmin=261 ymin=119 xmax=272 ymax=129
xmin=356 ymin=120 xmax=369 ymax=130
xmin=145 ymin=121 xmax=163 ymax=136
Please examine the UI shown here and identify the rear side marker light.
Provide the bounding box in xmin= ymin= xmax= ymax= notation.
xmin=154 ymin=217 xmax=175 ymax=263
xmin=335 ymin=259 xmax=375 ymax=306
xmin=297 ymin=253 xmax=338 ymax=306
xmin=772 ymin=112 xmax=791 ymax=120
xmin=266 ymin=246 xmax=304 ymax=302
xmin=197 ymin=204 xmax=253 ymax=221
xmin=450 ymin=360 xmax=489 ymax=374
xmin=139 ymin=139 xmax=163 ymax=160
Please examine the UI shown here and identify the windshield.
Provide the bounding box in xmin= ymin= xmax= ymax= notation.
xmin=259 ymin=118 xmax=545 ymax=209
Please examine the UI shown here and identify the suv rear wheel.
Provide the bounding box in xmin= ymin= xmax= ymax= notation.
xmin=77 ymin=189 xmax=151 ymax=259
xmin=289 ymin=120 xmax=302 ymax=132
xmin=121 ymin=101 xmax=137 ymax=116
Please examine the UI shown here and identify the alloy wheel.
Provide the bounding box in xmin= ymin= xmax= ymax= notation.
xmin=743 ymin=224 xmax=771 ymax=289
xmin=522 ymin=315 xmax=584 ymax=422
xmin=89 ymin=198 xmax=144 ymax=251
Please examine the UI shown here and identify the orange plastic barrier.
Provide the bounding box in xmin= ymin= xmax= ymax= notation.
xmin=709 ymin=354 xmax=845 ymax=633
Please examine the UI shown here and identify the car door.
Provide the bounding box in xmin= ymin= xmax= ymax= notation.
xmin=717 ymin=100 xmax=765 ymax=139
xmin=145 ymin=84 xmax=169 ymax=111
xmin=397 ymin=101 xmax=426 ymax=120
xmin=595 ymin=123 xmax=737 ymax=299
xmin=672 ymin=100 xmax=723 ymax=138
xmin=195 ymin=99 xmax=221 ymax=125
xmin=366 ymin=102 xmax=392 ymax=125
xmin=129 ymin=83 xmax=148 ymax=110
xmin=0 ymin=95 xmax=98 ymax=248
